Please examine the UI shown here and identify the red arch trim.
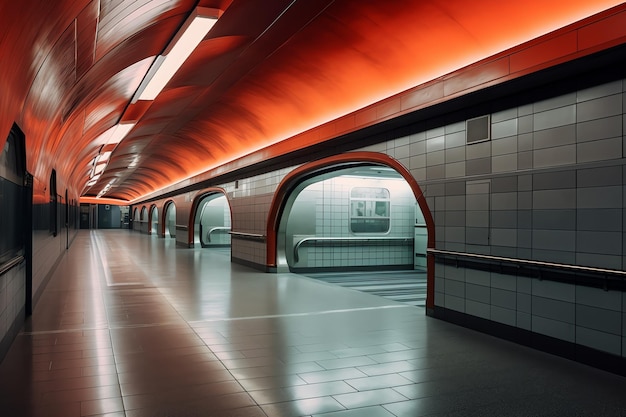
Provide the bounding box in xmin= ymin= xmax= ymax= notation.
xmin=187 ymin=188 xmax=230 ymax=246
xmin=265 ymin=151 xmax=436 ymax=309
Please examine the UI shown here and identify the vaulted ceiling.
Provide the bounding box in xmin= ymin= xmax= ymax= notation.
xmin=0 ymin=0 xmax=623 ymax=202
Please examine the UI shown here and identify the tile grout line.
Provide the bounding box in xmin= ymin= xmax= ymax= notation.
xmin=21 ymin=305 xmax=413 ymax=336
xmin=131 ymin=237 xmax=274 ymax=417
xmin=90 ymin=231 xmax=129 ymax=417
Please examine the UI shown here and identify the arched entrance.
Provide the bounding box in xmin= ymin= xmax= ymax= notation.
xmin=267 ymin=152 xmax=435 ymax=309
xmin=162 ymin=201 xmax=176 ymax=238
xmin=132 ymin=207 xmax=139 ymax=231
xmin=140 ymin=206 xmax=148 ymax=233
xmin=190 ymin=190 xmax=231 ymax=248
xmin=149 ymin=205 xmax=158 ymax=235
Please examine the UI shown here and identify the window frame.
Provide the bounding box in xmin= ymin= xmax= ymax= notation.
xmin=349 ymin=186 xmax=391 ymax=234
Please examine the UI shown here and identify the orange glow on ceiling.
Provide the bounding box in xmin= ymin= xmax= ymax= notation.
xmin=0 ymin=0 xmax=624 ymax=202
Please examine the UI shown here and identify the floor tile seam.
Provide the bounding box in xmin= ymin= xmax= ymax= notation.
xmin=19 ymin=320 xmax=194 ymax=336
xmin=329 ymin=387 xmax=412 ymax=408
xmin=187 ymin=305 xmax=413 ymax=326
xmin=90 ymin=233 xmax=133 ymax=416
xmin=121 ymin=241 xmax=273 ymax=417
xmin=184 ymin=316 xmax=272 ymax=417
xmin=251 ymin=377 xmax=414 ymax=405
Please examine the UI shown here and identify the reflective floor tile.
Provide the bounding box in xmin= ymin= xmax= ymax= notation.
xmin=249 ymin=381 xmax=357 ymax=405
xmin=345 ymin=373 xmax=413 ymax=391
xmin=332 ymin=388 xmax=408 ymax=409
xmin=299 ymin=368 xmax=369 ymax=384
xmin=1 ymin=231 xmax=625 ymax=417
xmin=261 ymin=396 xmax=346 ymax=417
xmin=313 ymin=405 xmax=397 ymax=417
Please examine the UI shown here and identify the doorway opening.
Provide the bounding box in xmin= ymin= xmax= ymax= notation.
xmin=163 ymin=201 xmax=176 ymax=238
xmin=270 ymin=154 xmax=433 ymax=307
xmin=193 ymin=193 xmax=231 ymax=248
xmin=149 ymin=205 xmax=158 ymax=236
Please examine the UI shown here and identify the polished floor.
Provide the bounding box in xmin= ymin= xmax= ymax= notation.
xmin=1 ymin=230 xmax=626 ymax=417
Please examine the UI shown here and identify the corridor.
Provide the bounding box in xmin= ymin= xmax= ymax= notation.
xmin=0 ymin=230 xmax=625 ymax=416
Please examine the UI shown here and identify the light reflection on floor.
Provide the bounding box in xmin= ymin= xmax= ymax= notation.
xmin=0 ymin=230 xmax=625 ymax=417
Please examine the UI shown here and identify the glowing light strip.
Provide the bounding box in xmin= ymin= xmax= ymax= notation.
xmin=134 ymin=8 xmax=220 ymax=101
xmin=108 ymin=122 xmax=136 ymax=145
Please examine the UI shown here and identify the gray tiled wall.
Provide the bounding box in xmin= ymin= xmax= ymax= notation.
xmin=421 ymin=79 xmax=626 ymax=358
xmin=147 ymin=77 xmax=626 ymax=358
xmin=0 ymin=262 xmax=25 ymax=354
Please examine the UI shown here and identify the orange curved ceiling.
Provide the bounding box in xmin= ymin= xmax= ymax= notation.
xmin=0 ymin=0 xmax=624 ymax=202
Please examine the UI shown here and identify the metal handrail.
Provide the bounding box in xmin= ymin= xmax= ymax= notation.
xmin=0 ymin=255 xmax=25 ymax=277
xmin=206 ymin=226 xmax=231 ymax=243
xmin=229 ymin=231 xmax=266 ymax=242
xmin=428 ymin=248 xmax=626 ymax=278
xmin=294 ymin=236 xmax=413 ymax=262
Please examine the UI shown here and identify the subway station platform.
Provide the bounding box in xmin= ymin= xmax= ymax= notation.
xmin=1 ymin=230 xmax=626 ymax=417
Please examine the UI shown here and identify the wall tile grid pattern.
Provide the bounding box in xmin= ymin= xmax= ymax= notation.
xmin=296 ymin=177 xmax=414 ymax=269
xmin=228 ymin=169 xmax=292 ymax=265
xmin=410 ymin=79 xmax=625 ymax=357
xmin=141 ymin=79 xmax=626 ymax=357
xmin=32 ymin=229 xmax=71 ymax=297
xmin=0 ymin=262 xmax=24 ymax=347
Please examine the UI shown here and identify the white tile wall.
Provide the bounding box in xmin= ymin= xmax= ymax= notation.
xmin=289 ymin=176 xmax=416 ymax=269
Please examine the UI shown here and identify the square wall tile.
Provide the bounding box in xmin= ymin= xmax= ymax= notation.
xmin=577 ymin=94 xmax=622 ymax=122
xmin=532 ymin=296 xmax=575 ymax=323
xmin=491 ymin=305 xmax=516 ymax=326
xmin=491 ymin=273 xmax=517 ymax=291
xmin=576 ymin=305 xmax=621 ymax=335
xmin=517 ymin=293 xmax=531 ymax=313
xmin=577 ymin=137 xmax=622 ymax=163
xmin=445 ymin=294 xmax=465 ymax=312
xmin=577 ymin=80 xmax=623 ymax=102
xmin=576 ymin=285 xmax=622 ymax=311
xmin=533 ymin=105 xmax=575 ymax=131
xmin=491 ymin=288 xmax=516 ymax=309
xmin=532 ymin=315 xmax=575 ymax=342
xmin=517 ymin=311 xmax=531 ymax=330
xmin=576 ymin=326 xmax=621 ymax=356
xmin=466 ymin=300 xmax=490 ymax=319
xmin=532 ymin=280 xmax=575 ymax=302
xmin=533 ymin=145 xmax=576 ymax=168
xmin=576 ymin=115 xmax=622 ymax=143
xmin=466 ymin=283 xmax=490 ymax=304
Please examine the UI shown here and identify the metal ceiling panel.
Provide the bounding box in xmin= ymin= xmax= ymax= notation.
xmin=0 ymin=0 xmax=624 ymax=203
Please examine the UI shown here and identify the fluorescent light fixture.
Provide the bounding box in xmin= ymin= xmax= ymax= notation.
xmin=96 ymin=151 xmax=112 ymax=164
xmin=128 ymin=155 xmax=140 ymax=168
xmin=93 ymin=164 xmax=106 ymax=176
xmin=108 ymin=122 xmax=136 ymax=145
xmin=97 ymin=180 xmax=116 ymax=198
xmin=133 ymin=7 xmax=220 ymax=102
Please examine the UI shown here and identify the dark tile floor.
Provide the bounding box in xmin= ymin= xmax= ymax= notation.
xmin=1 ymin=230 xmax=626 ymax=416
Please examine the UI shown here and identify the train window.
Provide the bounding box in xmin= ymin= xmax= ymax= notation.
xmin=0 ymin=125 xmax=26 ymax=264
xmin=350 ymin=187 xmax=390 ymax=233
